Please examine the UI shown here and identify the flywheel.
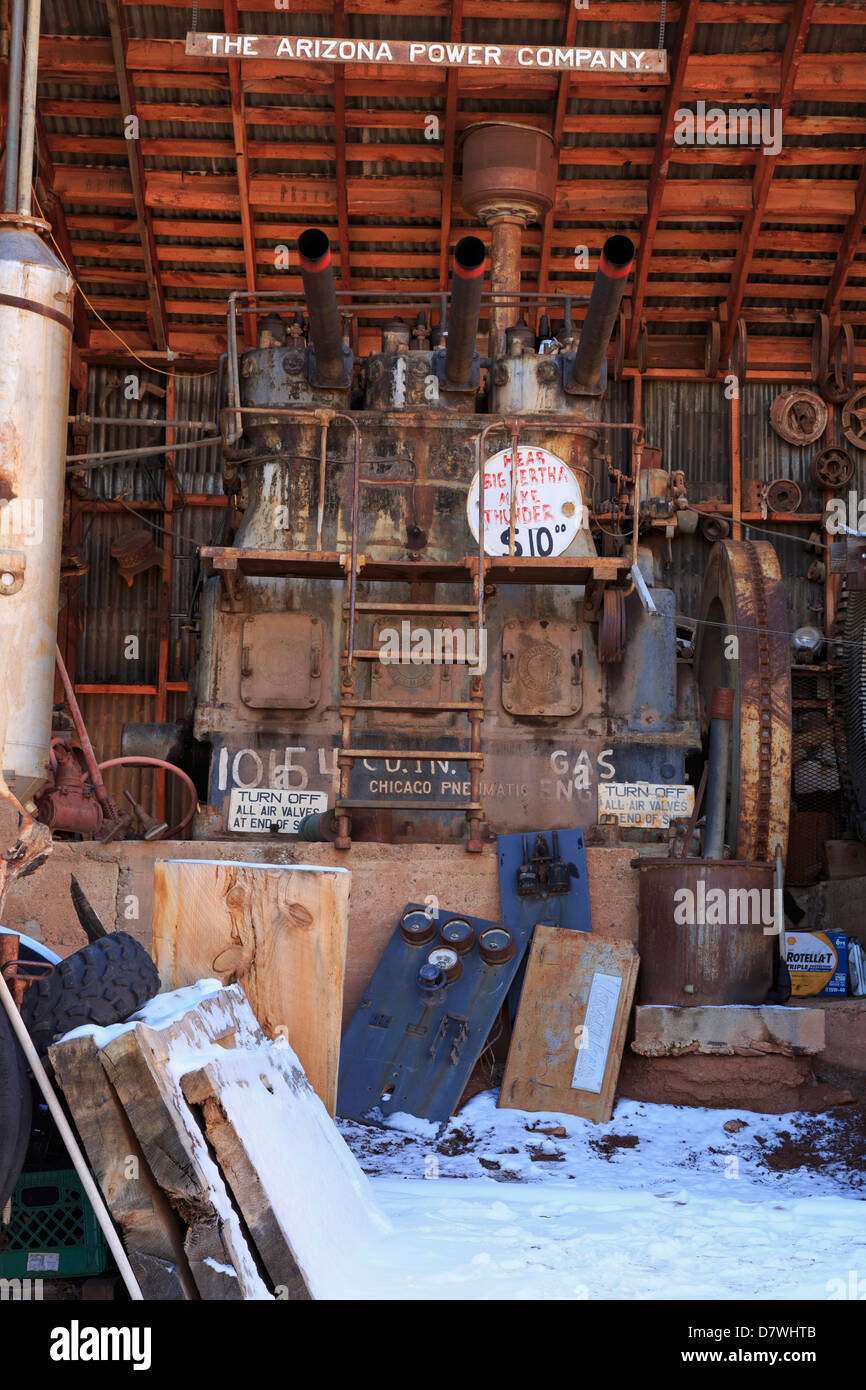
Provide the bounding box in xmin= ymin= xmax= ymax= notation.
xmin=834 ymin=581 xmax=866 ymax=840
xmin=694 ymin=539 xmax=792 ymax=863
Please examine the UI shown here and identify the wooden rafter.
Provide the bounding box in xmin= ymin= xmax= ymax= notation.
xmin=224 ymin=0 xmax=256 ymax=347
xmin=103 ymin=0 xmax=168 ymax=351
xmin=333 ymin=0 xmax=351 ymax=291
xmin=722 ymin=0 xmax=817 ymax=359
xmin=626 ymin=0 xmax=700 ymax=356
xmin=437 ymin=0 xmax=465 ymax=288
xmin=824 ymin=160 xmax=866 ymax=323
xmin=535 ymin=0 xmax=579 ymax=309
xmin=34 ymin=108 xmax=91 ymax=347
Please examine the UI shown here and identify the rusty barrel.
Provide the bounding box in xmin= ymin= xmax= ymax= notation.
xmin=636 ymin=859 xmax=775 ymax=1006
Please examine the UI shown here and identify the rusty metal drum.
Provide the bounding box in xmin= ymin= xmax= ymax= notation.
xmin=636 ymin=858 xmax=775 ymax=1006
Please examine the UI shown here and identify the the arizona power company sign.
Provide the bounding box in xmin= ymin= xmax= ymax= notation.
xmin=186 ymin=33 xmax=667 ymax=74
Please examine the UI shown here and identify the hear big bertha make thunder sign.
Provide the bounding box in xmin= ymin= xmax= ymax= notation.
xmin=186 ymin=33 xmax=667 ymax=74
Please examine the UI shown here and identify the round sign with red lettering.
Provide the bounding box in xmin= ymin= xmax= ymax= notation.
xmin=466 ymin=445 xmax=583 ymax=558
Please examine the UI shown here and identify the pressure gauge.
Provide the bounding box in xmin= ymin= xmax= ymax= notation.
xmin=439 ymin=916 xmax=475 ymax=954
xmin=478 ymin=925 xmax=515 ymax=966
xmin=426 ymin=945 xmax=462 ymax=983
xmin=400 ymin=908 xmax=436 ymax=946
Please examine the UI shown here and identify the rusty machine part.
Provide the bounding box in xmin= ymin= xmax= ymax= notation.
xmin=809 ymin=446 xmax=855 ymax=490
xmin=700 ymin=514 xmax=731 ymax=543
xmin=598 ymin=587 xmax=626 ymax=663
xmin=460 ymin=122 xmax=556 ymax=359
xmin=729 ymin=317 xmax=748 ymax=383
xmin=694 ymin=540 xmax=792 ymax=864
xmin=769 ymin=389 xmax=828 ymax=446
xmin=842 ymin=387 xmax=866 ymax=453
xmin=566 ymin=235 xmax=636 ymax=393
xmin=110 ymin=527 xmax=163 ymax=587
xmin=764 ymin=477 xmax=803 ymax=514
xmin=820 ymin=323 xmax=856 ymax=405
xmin=635 ymin=859 xmax=775 ymax=1006
xmin=34 ymin=738 xmax=105 ymax=836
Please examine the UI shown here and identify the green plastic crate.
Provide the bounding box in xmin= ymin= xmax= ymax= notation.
xmin=0 ymin=1169 xmax=108 ymax=1279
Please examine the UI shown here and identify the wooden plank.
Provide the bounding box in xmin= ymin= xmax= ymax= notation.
xmin=180 ymin=1040 xmax=386 ymax=1299
xmin=98 ymin=984 xmax=274 ymax=1299
xmin=48 ymin=1034 xmax=196 ymax=1300
xmin=500 ymin=926 xmax=639 ymax=1125
xmin=152 ymin=860 xmax=350 ymax=1114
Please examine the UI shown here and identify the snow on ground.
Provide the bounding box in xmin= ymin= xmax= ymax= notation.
xmin=337 ymin=1093 xmax=866 ymax=1300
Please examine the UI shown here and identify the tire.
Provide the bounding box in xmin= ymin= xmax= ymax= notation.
xmin=20 ymin=933 xmax=160 ymax=1055
xmin=0 ymin=1008 xmax=31 ymax=1210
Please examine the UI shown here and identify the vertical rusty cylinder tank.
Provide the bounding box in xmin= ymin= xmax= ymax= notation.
xmin=460 ymin=123 xmax=555 ymax=358
xmin=0 ymin=219 xmax=75 ymax=803
xmin=566 ymin=234 xmax=635 ymax=393
xmin=636 ymin=859 xmax=775 ymax=1006
xmin=443 ymin=236 xmax=486 ymax=389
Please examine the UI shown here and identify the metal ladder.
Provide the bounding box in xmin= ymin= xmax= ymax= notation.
xmin=330 ymin=414 xmax=490 ymax=852
xmin=334 ymin=573 xmax=487 ymax=852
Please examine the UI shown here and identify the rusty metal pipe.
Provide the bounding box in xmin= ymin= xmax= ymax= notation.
xmin=54 ymin=645 xmax=117 ymax=823
xmin=4 ymin=0 xmax=26 ymax=213
xmin=16 ymin=0 xmax=41 ymax=217
xmin=297 ymin=228 xmax=345 ymax=385
xmin=704 ymin=686 xmax=735 ymax=860
xmin=567 ymin=234 xmax=635 ymax=392
xmin=443 ymin=235 xmax=486 ymax=388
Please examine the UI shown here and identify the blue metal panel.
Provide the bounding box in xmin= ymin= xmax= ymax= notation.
xmin=496 ymin=828 xmax=591 ymax=938
xmin=337 ymin=903 xmax=532 ymax=1130
xmin=497 ymin=828 xmax=592 ymax=1021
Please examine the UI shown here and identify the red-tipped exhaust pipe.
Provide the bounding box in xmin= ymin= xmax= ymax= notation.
xmin=297 ymin=227 xmax=346 ymax=385
xmin=567 ymin=234 xmax=635 ymax=392
xmin=443 ymin=235 xmax=486 ymax=389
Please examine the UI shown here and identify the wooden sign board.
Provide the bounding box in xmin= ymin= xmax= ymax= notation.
xmin=152 ymin=859 xmax=350 ymax=1116
xmin=186 ymin=33 xmax=667 ymax=76
xmin=500 ymin=926 xmax=639 ymax=1125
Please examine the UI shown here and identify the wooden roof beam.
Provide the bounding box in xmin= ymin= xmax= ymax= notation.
xmin=536 ymin=0 xmax=580 ymax=308
xmin=334 ymin=0 xmax=351 ymax=292
xmin=627 ymin=0 xmax=700 ymax=356
xmin=824 ymin=161 xmax=866 ymax=323
xmin=103 ymin=0 xmax=168 ymax=351
xmin=722 ymin=0 xmax=817 ymax=358
xmin=224 ymin=0 xmax=257 ymax=347
xmin=34 ymin=108 xmax=90 ymax=348
xmin=437 ymin=0 xmax=465 ymax=288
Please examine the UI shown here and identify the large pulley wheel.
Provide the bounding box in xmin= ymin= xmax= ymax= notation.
xmin=835 ymin=582 xmax=866 ymax=840
xmin=694 ymin=539 xmax=792 ymax=863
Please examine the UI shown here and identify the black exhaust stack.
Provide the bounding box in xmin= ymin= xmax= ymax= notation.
xmin=566 ymin=234 xmax=635 ymax=393
xmin=443 ymin=235 xmax=487 ymax=389
xmin=297 ymin=228 xmax=349 ymax=386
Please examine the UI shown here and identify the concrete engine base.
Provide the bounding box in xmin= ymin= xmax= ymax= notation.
xmin=2 ymin=833 xmax=863 ymax=1113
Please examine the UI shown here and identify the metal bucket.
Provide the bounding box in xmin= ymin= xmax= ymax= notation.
xmin=636 ymin=858 xmax=775 ymax=1006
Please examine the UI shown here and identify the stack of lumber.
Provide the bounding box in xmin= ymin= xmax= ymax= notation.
xmin=49 ymin=982 xmax=388 ymax=1300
